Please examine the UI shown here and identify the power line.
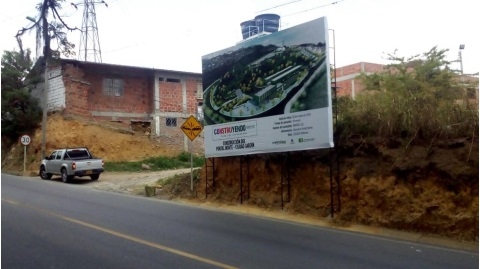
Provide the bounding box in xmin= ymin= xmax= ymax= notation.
xmin=0 ymin=8 xmax=38 ymax=23
xmin=255 ymin=0 xmax=302 ymax=13
xmin=282 ymin=0 xmax=345 ymax=18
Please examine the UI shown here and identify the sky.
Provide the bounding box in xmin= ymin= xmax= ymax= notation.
xmin=1 ymin=0 xmax=479 ymax=75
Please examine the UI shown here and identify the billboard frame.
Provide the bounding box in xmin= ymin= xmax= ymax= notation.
xmin=202 ymin=16 xmax=334 ymax=158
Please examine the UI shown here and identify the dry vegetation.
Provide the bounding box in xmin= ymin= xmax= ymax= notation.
xmin=1 ymin=113 xmax=478 ymax=242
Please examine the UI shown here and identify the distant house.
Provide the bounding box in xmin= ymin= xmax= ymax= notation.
xmin=333 ymin=62 xmax=384 ymax=99
xmin=334 ymin=62 xmax=479 ymax=106
xmin=30 ymin=59 xmax=204 ymax=153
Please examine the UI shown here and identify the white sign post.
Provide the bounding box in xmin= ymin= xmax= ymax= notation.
xmin=190 ymin=140 xmax=194 ymax=191
xmin=20 ymin=135 xmax=31 ymax=172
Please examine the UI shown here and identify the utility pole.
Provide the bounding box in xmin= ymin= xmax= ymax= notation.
xmin=459 ymin=44 xmax=465 ymax=75
xmin=41 ymin=1 xmax=51 ymax=160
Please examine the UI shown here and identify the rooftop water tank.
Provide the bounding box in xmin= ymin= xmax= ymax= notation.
xmin=240 ymin=20 xmax=257 ymax=40
xmin=254 ymin=14 xmax=280 ymax=33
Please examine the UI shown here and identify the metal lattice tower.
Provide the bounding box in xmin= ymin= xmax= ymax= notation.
xmin=78 ymin=0 xmax=103 ymax=62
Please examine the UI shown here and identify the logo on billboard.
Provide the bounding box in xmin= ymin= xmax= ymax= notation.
xmin=298 ymin=137 xmax=315 ymax=143
xmin=212 ymin=120 xmax=257 ymax=141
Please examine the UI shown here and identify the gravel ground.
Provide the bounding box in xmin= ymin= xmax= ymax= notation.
xmin=87 ymin=168 xmax=195 ymax=194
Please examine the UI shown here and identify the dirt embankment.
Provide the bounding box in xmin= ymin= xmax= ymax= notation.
xmin=2 ymin=113 xmax=181 ymax=173
xmin=2 ymin=113 xmax=478 ymax=242
xmin=194 ymin=140 xmax=478 ymax=242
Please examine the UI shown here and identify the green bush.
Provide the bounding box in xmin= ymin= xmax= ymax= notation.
xmin=104 ymin=152 xmax=205 ymax=172
xmin=337 ymin=47 xmax=478 ymax=142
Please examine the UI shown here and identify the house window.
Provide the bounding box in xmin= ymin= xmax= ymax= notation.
xmin=166 ymin=117 xmax=177 ymax=127
xmin=166 ymin=78 xmax=181 ymax=83
xmin=103 ymin=78 xmax=124 ymax=96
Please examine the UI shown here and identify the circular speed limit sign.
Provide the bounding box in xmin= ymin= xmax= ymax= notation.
xmin=20 ymin=135 xmax=31 ymax=146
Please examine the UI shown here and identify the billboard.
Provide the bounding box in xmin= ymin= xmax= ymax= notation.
xmin=202 ymin=17 xmax=333 ymax=158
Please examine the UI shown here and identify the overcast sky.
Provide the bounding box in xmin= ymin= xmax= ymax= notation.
xmin=1 ymin=0 xmax=478 ymax=75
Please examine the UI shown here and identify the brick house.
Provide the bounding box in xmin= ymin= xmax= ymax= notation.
xmin=31 ymin=59 xmax=204 ymax=154
xmin=334 ymin=62 xmax=384 ymax=98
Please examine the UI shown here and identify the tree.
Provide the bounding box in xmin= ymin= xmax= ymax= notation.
xmin=15 ymin=0 xmax=81 ymax=158
xmin=1 ymin=50 xmax=42 ymax=142
xmin=16 ymin=0 xmax=78 ymax=65
xmin=1 ymin=50 xmax=33 ymax=96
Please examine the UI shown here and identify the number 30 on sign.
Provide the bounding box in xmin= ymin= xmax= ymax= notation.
xmin=20 ymin=135 xmax=31 ymax=146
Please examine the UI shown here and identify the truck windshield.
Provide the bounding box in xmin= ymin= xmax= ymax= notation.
xmin=65 ymin=149 xmax=90 ymax=160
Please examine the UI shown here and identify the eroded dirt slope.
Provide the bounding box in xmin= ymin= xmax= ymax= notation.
xmin=2 ymin=113 xmax=181 ymax=172
xmin=195 ymin=139 xmax=479 ymax=241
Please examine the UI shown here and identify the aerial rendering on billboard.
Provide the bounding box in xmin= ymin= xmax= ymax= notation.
xmin=202 ymin=16 xmax=333 ymax=158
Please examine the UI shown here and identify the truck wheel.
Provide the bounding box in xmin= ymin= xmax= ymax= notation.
xmin=90 ymin=174 xmax=99 ymax=181
xmin=61 ymin=168 xmax=70 ymax=183
xmin=40 ymin=166 xmax=52 ymax=180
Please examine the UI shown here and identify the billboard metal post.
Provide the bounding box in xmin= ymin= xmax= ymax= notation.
xmin=205 ymin=158 xmax=215 ymax=199
xmin=329 ymin=148 xmax=334 ymax=217
xmin=281 ymin=152 xmax=291 ymax=209
xmin=328 ymin=28 xmax=340 ymax=216
xmin=240 ymin=155 xmax=250 ymax=204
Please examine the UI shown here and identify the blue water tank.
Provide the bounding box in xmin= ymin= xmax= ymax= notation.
xmin=240 ymin=20 xmax=257 ymax=39
xmin=254 ymin=14 xmax=280 ymax=33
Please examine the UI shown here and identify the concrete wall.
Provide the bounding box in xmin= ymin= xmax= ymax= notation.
xmin=152 ymin=72 xmax=204 ymax=153
xmin=30 ymin=67 xmax=66 ymax=112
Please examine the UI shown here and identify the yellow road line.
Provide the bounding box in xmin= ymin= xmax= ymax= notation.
xmin=1 ymin=198 xmax=19 ymax=205
xmin=2 ymin=198 xmax=238 ymax=269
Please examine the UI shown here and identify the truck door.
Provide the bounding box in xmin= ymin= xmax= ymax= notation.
xmin=45 ymin=151 xmax=57 ymax=173
xmin=50 ymin=150 xmax=64 ymax=173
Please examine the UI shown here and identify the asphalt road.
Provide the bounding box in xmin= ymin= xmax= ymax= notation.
xmin=2 ymin=173 xmax=478 ymax=269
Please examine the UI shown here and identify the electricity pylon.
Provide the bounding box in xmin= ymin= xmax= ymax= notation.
xmin=75 ymin=0 xmax=107 ymax=62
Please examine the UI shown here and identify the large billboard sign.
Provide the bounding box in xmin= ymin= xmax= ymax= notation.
xmin=202 ymin=17 xmax=333 ymax=158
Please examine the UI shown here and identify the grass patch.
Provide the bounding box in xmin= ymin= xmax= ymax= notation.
xmin=104 ymin=152 xmax=205 ymax=172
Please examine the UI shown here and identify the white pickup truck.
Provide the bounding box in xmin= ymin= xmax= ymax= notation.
xmin=39 ymin=147 xmax=104 ymax=183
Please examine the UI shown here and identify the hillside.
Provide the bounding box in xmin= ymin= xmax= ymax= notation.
xmin=196 ymin=140 xmax=478 ymax=242
xmin=1 ymin=113 xmax=182 ymax=172
xmin=1 ymin=113 xmax=478 ymax=242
